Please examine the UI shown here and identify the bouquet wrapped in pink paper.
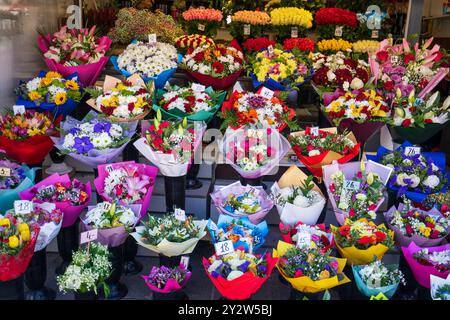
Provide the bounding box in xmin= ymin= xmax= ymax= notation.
xmin=143 ymin=265 xmax=191 ymax=293
xmin=402 ymin=241 xmax=450 ymax=288
xmin=210 ymin=181 xmax=273 ymax=225
xmin=80 ymin=202 xmax=141 ymax=247
xmin=19 ymin=173 xmax=91 ymax=228
xmin=323 ymin=160 xmax=392 ymax=225
xmin=37 ymin=25 xmax=112 ymax=87
xmin=94 ymin=161 xmax=157 ymax=219
xmin=384 ymin=197 xmax=450 ymax=248
xmin=369 ymin=37 xmax=449 ymax=103
xmin=222 ymin=126 xmax=290 ymax=179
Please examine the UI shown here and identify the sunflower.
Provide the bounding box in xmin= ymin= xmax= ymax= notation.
xmin=40 ymin=77 xmax=53 ymax=87
xmin=65 ymin=79 xmax=79 ymax=91
xmin=28 ymin=91 xmax=42 ymax=101
xmin=54 ymin=92 xmax=67 ymax=105
xmin=46 ymin=71 xmax=62 ymax=79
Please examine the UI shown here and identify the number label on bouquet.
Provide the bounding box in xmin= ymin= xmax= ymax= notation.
xmin=0 ymin=167 xmax=11 ymax=177
xmin=343 ymin=180 xmax=361 ymax=191
xmin=106 ymin=165 xmax=114 ymax=173
xmin=174 ymin=208 xmax=186 ymax=221
xmin=80 ymin=229 xmax=98 ymax=244
xmin=267 ymin=45 xmax=274 ymax=57
xmin=180 ymin=256 xmax=190 ymax=269
xmin=296 ymin=232 xmax=312 ymax=249
xmin=192 ymin=83 xmax=206 ymax=92
xmin=404 ymin=146 xmax=421 ymax=157
xmin=335 ymin=26 xmax=343 ymax=37
xmin=291 ymin=26 xmax=298 ymax=38
xmin=371 ymin=30 xmax=379 ymax=38
xmin=148 ymin=34 xmax=157 ymax=44
xmin=390 ymin=55 xmax=398 ymax=64
xmin=260 ymin=87 xmax=274 ymax=99
xmin=198 ymin=24 xmax=206 ymax=31
xmin=13 ymin=105 xmax=25 ymax=115
xmin=310 ymin=127 xmax=319 ymax=136
xmin=243 ymin=24 xmax=251 ymax=35
xmin=14 ymin=200 xmax=32 ymax=214
xmin=215 ymin=240 xmax=234 ymax=256
xmin=99 ymin=202 xmax=112 ymax=212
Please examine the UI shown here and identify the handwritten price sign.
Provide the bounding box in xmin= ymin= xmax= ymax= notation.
xmin=335 ymin=26 xmax=343 ymax=37
xmin=14 ymin=200 xmax=33 ymax=214
xmin=260 ymin=87 xmax=274 ymax=99
xmin=13 ymin=105 xmax=25 ymax=115
xmin=214 ymin=240 xmax=234 ymax=256
xmin=296 ymin=232 xmax=311 ymax=249
xmin=404 ymin=146 xmax=421 ymax=157
xmin=174 ymin=208 xmax=186 ymax=221
xmin=343 ymin=180 xmax=361 ymax=191
xmin=0 ymin=167 xmax=11 ymax=177
xmin=80 ymin=229 xmax=98 ymax=244
xmin=148 ymin=33 xmax=157 ymax=44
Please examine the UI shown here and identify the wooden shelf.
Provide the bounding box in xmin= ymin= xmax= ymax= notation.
xmin=422 ymin=14 xmax=450 ymax=21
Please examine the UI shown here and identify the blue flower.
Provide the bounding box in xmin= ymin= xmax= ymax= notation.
xmin=73 ymin=136 xmax=94 ymax=154
xmin=93 ymin=122 xmax=112 ymax=133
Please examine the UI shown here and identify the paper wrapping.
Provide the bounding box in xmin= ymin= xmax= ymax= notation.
xmin=0 ymin=134 xmax=54 ymax=166
xmin=142 ymin=269 xmax=192 ymax=293
xmin=430 ymin=274 xmax=450 ymax=300
xmin=0 ymin=166 xmax=37 ymax=213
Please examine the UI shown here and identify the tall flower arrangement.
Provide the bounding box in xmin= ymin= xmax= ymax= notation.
xmin=229 ymin=10 xmax=271 ymax=42
xmin=182 ymin=8 xmax=223 ymax=38
xmin=315 ymin=8 xmax=359 ymax=42
xmin=269 ymin=7 xmax=313 ymax=40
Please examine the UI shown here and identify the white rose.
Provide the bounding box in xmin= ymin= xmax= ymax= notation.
xmin=293 ymin=195 xmax=310 ymax=208
xmin=409 ymin=174 xmax=421 ymax=188
xmin=350 ymin=78 xmax=364 ymax=90
xmin=356 ymin=193 xmax=367 ymax=201
xmin=423 ymin=175 xmax=440 ymax=189
xmin=396 ymin=173 xmax=409 ymax=186
xmin=279 ymin=187 xmax=293 ymax=200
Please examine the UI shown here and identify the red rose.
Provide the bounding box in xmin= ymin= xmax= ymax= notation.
xmin=212 ymin=61 xmax=225 ymax=73
xmin=369 ymin=204 xmax=377 ymax=211
xmin=424 ymin=119 xmax=433 ymax=124
xmin=349 ymin=208 xmax=356 ymax=217
xmin=430 ymin=230 xmax=441 ymax=239
xmin=127 ymin=102 xmax=135 ymax=112
xmin=401 ymin=119 xmax=412 ymax=128
xmin=376 ymin=50 xmax=389 ymax=62
xmin=193 ymin=52 xmax=204 ymax=62
xmin=403 ymin=53 xmax=415 ymax=64
xmin=384 ymin=80 xmax=394 ymax=91
xmin=405 ymin=224 xmax=413 ymax=236
xmin=339 ymin=225 xmax=350 ymax=236
xmin=374 ymin=231 xmax=386 ymax=243
xmin=357 ymin=236 xmax=373 ymax=245
xmin=307 ymin=144 xmax=314 ymax=152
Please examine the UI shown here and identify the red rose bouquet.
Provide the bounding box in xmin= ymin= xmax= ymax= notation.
xmin=283 ymin=38 xmax=315 ymax=52
xmin=315 ymin=8 xmax=359 ymax=42
xmin=242 ymin=37 xmax=276 ymax=54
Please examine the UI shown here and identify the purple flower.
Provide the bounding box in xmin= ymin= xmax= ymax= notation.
xmin=93 ymin=122 xmax=111 ymax=133
xmin=68 ymin=127 xmax=81 ymax=135
xmin=73 ymin=136 xmax=93 ymax=154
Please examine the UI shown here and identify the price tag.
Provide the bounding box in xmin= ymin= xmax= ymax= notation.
xmin=404 ymin=146 xmax=421 ymax=157
xmin=390 ymin=55 xmax=398 ymax=64
xmin=180 ymin=256 xmax=190 ymax=269
xmin=335 ymin=26 xmax=343 ymax=37
xmin=198 ymin=24 xmax=205 ymax=31
xmin=191 ymin=83 xmax=206 ymax=92
xmin=99 ymin=202 xmax=112 ymax=212
xmin=148 ymin=33 xmax=157 ymax=44
xmin=267 ymin=45 xmax=274 ymax=57
xmin=343 ymin=180 xmax=361 ymax=191
xmin=80 ymin=229 xmax=98 ymax=244
xmin=42 ymin=185 xmax=55 ymax=193
xmin=174 ymin=208 xmax=186 ymax=221
xmin=13 ymin=105 xmax=25 ymax=115
xmin=260 ymin=87 xmax=274 ymax=99
xmin=106 ymin=165 xmax=114 ymax=173
xmin=214 ymin=240 xmax=234 ymax=256
xmin=296 ymin=232 xmax=312 ymax=249
xmin=289 ymin=155 xmax=298 ymax=162
xmin=310 ymin=127 xmax=319 ymax=136
xmin=291 ymin=26 xmax=298 ymax=38
xmin=243 ymin=24 xmax=251 ymax=36
xmin=14 ymin=200 xmax=32 ymax=214
xmin=371 ymin=30 xmax=379 ymax=38
xmin=0 ymin=167 xmax=11 ymax=177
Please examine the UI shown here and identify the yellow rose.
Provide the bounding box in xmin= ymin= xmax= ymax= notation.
xmin=19 ymin=223 xmax=30 ymax=242
xmin=0 ymin=218 xmax=10 ymax=227
xmin=8 ymin=235 xmax=19 ymax=248
xmin=319 ymin=270 xmax=330 ymax=280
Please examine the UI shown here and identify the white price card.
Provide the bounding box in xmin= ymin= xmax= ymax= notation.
xmin=243 ymin=24 xmax=251 ymax=35
xmin=391 ymin=55 xmax=398 ymax=64
xmin=296 ymin=232 xmax=312 ymax=249
xmin=180 ymin=256 xmax=190 ymax=269
xmin=13 ymin=105 xmax=25 ymax=115
xmin=267 ymin=45 xmax=274 ymax=57
xmin=80 ymin=229 xmax=98 ymax=244
xmin=0 ymin=167 xmax=11 ymax=177
xmin=291 ymin=26 xmax=298 ymax=38
xmin=148 ymin=33 xmax=157 ymax=44
xmin=335 ymin=26 xmax=343 ymax=37
xmin=260 ymin=87 xmax=274 ymax=99
xmin=14 ymin=200 xmax=32 ymax=214
xmin=174 ymin=208 xmax=186 ymax=221
xmin=99 ymin=202 xmax=112 ymax=211
xmin=343 ymin=180 xmax=361 ymax=191
xmin=214 ymin=240 xmax=234 ymax=256
xmin=192 ymin=83 xmax=206 ymax=92
xmin=198 ymin=24 xmax=205 ymax=31
xmin=371 ymin=30 xmax=379 ymax=38
xmin=404 ymin=146 xmax=421 ymax=157
xmin=310 ymin=127 xmax=319 ymax=136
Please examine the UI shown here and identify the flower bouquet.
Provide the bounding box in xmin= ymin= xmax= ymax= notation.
xmin=422 ymin=192 xmax=450 ymax=219
xmin=181 ymin=8 xmax=223 ymax=38
xmin=431 ymin=274 xmax=450 ymax=300
xmin=402 ymin=242 xmax=450 ymax=288
xmin=143 ymin=265 xmax=191 ymax=293
xmin=175 ymin=34 xmax=215 ymax=55
xmin=15 ymin=70 xmax=83 ymax=119
xmin=366 ymin=142 xmax=449 ymax=202
xmin=0 ymin=109 xmax=58 ymax=165
xmin=57 ymin=242 xmax=111 ymax=296
xmin=222 ymin=126 xmax=291 ymax=179
xmin=279 ymin=222 xmax=334 ymax=254
xmin=134 ymin=111 xmax=206 ymax=177
xmin=0 ymin=156 xmax=38 ymax=213
xmin=388 ymin=90 xmax=450 ymax=144
xmin=283 ymin=38 xmax=315 ymax=52
xmin=315 ymin=8 xmax=359 ymax=42
xmin=275 ymin=241 xmax=349 ymax=293
xmin=111 ymin=40 xmax=181 ymax=90
xmin=220 ymin=89 xmax=296 ymax=131
xmin=322 ymin=89 xmax=390 ymax=143
xmin=383 ymin=197 xmax=450 ymax=248
xmin=37 ymin=25 xmax=112 ymax=87
xmin=352 ymin=40 xmax=380 ymax=58
xmin=242 ymin=37 xmax=276 ymax=55
xmin=316 ymin=39 xmax=353 ymax=54
xmin=369 ymin=37 xmax=449 ymax=102
xmin=210 ymin=181 xmax=273 ymax=224
xmin=131 ymin=212 xmax=207 ymax=257
xmin=52 ymin=111 xmax=137 ymax=167
xmin=207 ymin=215 xmax=269 ymax=253
xmin=19 ymin=173 xmax=91 ymax=228
xmin=80 ymin=202 xmax=141 ymax=247
xmin=250 ymin=46 xmax=313 ymax=91
xmin=229 ymin=10 xmax=271 ymax=42
xmin=0 ymin=214 xmax=38 ymax=281
xmin=10 ymin=202 xmax=63 ymax=252
xmin=271 ymin=165 xmax=326 ymax=226
xmin=312 ymin=51 xmax=370 ymax=93
xmin=94 ymin=161 xmax=157 ymax=219
xmin=269 ymin=7 xmax=313 ymax=40
xmin=153 ymin=84 xmax=227 ymax=123
xmin=323 ymin=161 xmax=392 ymax=225
xmin=289 ymin=127 xmax=360 ymax=177
xmin=180 ymin=41 xmax=244 ymax=90
xmin=331 ymin=218 xmax=394 ymax=265
xmin=203 ymin=248 xmax=277 ymax=300
xmin=85 ymin=74 xmax=154 ymax=122
xmin=352 ymin=260 xmax=405 ymax=299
